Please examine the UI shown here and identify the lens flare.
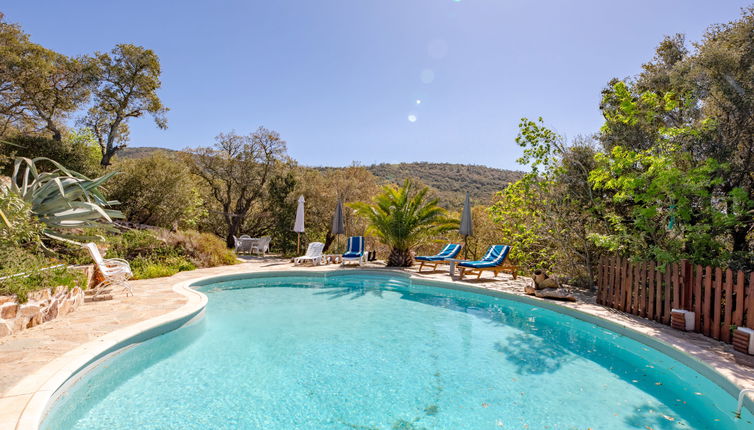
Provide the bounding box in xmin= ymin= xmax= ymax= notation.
xmin=408 ymin=114 xmax=417 ymax=122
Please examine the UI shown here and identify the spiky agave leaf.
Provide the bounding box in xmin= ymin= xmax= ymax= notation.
xmin=9 ymin=157 xmax=123 ymax=244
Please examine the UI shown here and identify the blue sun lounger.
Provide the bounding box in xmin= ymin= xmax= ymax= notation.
xmin=342 ymin=236 xmax=365 ymax=265
xmin=415 ymin=243 xmax=462 ymax=272
xmin=458 ymin=245 xmax=517 ymax=280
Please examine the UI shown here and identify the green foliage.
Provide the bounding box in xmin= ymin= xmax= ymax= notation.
xmin=107 ymin=151 xmax=204 ymax=229
xmin=185 ymin=127 xmax=288 ymax=248
xmin=0 ymin=14 xmax=96 ymax=141
xmin=365 ymin=162 xmax=523 ymax=207
xmin=129 ymin=255 xmax=195 ymax=280
xmin=0 ymin=246 xmax=85 ymax=303
xmin=155 ymin=229 xmax=238 ymax=267
xmin=265 ymin=172 xmax=298 ymax=255
xmin=10 ymin=156 xmax=123 ymax=243
xmin=83 ymin=44 xmax=168 ymax=166
xmin=351 ymin=179 xmax=458 ymax=266
xmin=490 ymin=118 xmax=605 ymax=287
xmin=590 ymin=142 xmax=744 ymax=267
xmin=105 ymin=229 xmax=236 ymax=279
xmin=0 ymin=130 xmax=101 ymax=177
xmin=0 ymin=187 xmax=43 ymax=246
xmin=488 ymin=180 xmax=556 ymax=272
xmin=292 ymin=165 xmax=380 ymax=253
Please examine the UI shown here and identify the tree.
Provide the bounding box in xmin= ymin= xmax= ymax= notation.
xmin=351 ymin=179 xmax=457 ymax=267
xmin=596 ymin=8 xmax=754 ymax=269
xmin=489 ymin=118 xmax=605 ymax=287
xmin=185 ymin=127 xmax=287 ymax=248
xmin=83 ymin=44 xmax=168 ymax=166
xmin=0 ymin=14 xmax=95 ymax=140
xmin=108 ymin=151 xmax=205 ymax=229
xmin=294 ymin=165 xmax=380 ymax=252
xmin=264 ymin=171 xmax=298 ymax=254
xmin=0 ymin=14 xmax=34 ymax=137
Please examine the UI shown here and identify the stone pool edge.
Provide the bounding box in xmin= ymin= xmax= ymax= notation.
xmin=10 ymin=276 xmax=209 ymax=430
xmin=13 ymin=268 xmax=754 ymax=429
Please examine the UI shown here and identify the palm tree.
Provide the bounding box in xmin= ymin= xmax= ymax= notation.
xmin=350 ymin=179 xmax=457 ymax=267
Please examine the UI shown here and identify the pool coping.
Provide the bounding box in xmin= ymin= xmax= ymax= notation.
xmin=10 ymin=268 xmax=754 ymax=429
xmin=9 ymin=275 xmax=209 ymax=430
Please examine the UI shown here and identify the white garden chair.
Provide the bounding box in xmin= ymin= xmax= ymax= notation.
xmin=294 ymin=242 xmax=325 ymax=266
xmin=251 ymin=236 xmax=271 ymax=256
xmin=84 ymin=242 xmax=134 ymax=297
xmin=233 ymin=235 xmax=252 ymax=254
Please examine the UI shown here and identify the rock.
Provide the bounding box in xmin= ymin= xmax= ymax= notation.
xmin=59 ymin=298 xmax=71 ymax=316
xmin=537 ymin=278 xmax=559 ymax=289
xmin=27 ymin=312 xmax=43 ymax=328
xmin=0 ymin=295 xmax=14 ymax=305
xmin=20 ymin=304 xmax=41 ymax=318
xmin=0 ymin=320 xmax=11 ymax=337
xmin=44 ymin=299 xmax=59 ymax=322
xmin=54 ymin=285 xmax=67 ymax=297
xmin=20 ymin=304 xmax=42 ymax=317
xmin=534 ymin=287 xmax=576 ymax=302
xmin=13 ymin=316 xmax=29 ymax=332
xmin=524 ymin=284 xmax=536 ymax=296
xmin=0 ymin=303 xmax=18 ymax=319
xmin=27 ymin=288 xmax=51 ymax=302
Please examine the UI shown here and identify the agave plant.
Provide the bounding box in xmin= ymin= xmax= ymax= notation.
xmin=9 ymin=157 xmax=123 ymax=243
xmin=350 ymin=179 xmax=458 ymax=267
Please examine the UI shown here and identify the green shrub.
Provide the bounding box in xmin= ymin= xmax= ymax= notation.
xmin=0 ymin=246 xmax=86 ymax=303
xmin=130 ymin=255 xmax=196 ymax=279
xmin=0 ymin=187 xmax=44 ymax=247
xmin=107 ymin=152 xmax=205 ymax=229
xmin=105 ymin=228 xmax=236 ymax=280
xmin=0 ymin=131 xmax=101 ymax=178
xmin=156 ymin=229 xmax=237 ymax=267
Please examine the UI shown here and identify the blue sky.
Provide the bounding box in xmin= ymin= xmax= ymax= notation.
xmin=3 ymin=1 xmax=751 ymax=170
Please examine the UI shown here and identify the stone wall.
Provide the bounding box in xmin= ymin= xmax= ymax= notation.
xmin=0 ymin=286 xmax=84 ymax=338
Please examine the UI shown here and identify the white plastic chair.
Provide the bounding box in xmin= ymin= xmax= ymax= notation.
xmin=252 ymin=236 xmax=271 ymax=256
xmin=84 ymin=243 xmax=133 ymax=297
xmin=294 ymin=242 xmax=325 ymax=266
xmin=233 ymin=235 xmax=253 ymax=254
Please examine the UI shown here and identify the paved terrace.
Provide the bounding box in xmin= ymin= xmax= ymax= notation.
xmin=1 ymin=258 xmax=753 ymax=429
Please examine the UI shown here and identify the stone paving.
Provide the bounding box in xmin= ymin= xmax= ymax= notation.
xmin=1 ymin=257 xmax=753 ymax=429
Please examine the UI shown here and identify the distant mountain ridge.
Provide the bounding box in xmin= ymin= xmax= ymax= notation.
xmin=117 ymin=147 xmax=523 ymax=206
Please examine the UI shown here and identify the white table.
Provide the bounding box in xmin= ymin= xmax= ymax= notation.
xmin=237 ymin=237 xmax=260 ymax=254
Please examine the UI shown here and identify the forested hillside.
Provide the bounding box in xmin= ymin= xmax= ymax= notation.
xmin=119 ymin=148 xmax=522 ymax=206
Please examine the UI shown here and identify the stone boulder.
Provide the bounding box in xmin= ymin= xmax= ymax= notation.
xmin=534 ymin=287 xmax=577 ymax=302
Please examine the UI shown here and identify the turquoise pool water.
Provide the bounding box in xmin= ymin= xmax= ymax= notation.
xmin=43 ymin=273 xmax=753 ymax=430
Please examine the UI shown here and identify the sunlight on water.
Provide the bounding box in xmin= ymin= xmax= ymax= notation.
xmin=43 ymin=275 xmax=754 ymax=430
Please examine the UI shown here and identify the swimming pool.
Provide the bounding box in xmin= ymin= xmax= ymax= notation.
xmin=42 ymin=272 xmax=753 ymax=429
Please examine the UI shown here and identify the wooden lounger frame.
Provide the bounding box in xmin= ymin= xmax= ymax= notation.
xmin=459 ymin=262 xmax=518 ymax=280
xmin=417 ymin=259 xmax=450 ymax=272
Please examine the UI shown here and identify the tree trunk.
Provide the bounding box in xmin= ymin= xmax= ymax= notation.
xmin=226 ymin=217 xmax=242 ymax=249
xmin=100 ymin=150 xmax=114 ymax=166
xmin=387 ymin=248 xmax=413 ymax=267
xmin=323 ymin=232 xmax=335 ymax=252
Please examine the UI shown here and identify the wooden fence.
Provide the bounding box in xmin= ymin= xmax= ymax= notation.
xmin=597 ymin=256 xmax=754 ymax=344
